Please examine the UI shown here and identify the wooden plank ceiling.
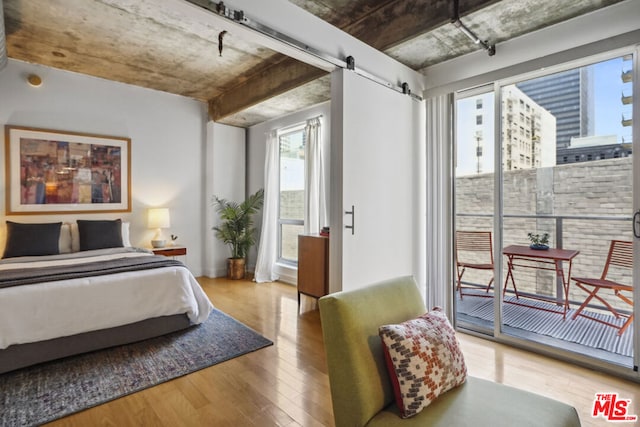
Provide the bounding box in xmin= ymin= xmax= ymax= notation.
xmin=2 ymin=0 xmax=624 ymax=127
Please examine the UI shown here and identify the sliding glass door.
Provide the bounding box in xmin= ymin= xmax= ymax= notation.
xmin=454 ymin=86 xmax=495 ymax=333
xmin=454 ymin=50 xmax=638 ymax=375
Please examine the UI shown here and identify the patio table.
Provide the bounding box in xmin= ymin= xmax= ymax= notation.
xmin=502 ymin=245 xmax=580 ymax=319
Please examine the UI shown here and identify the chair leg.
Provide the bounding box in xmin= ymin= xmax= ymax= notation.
xmin=485 ymin=277 xmax=494 ymax=293
xmin=572 ymin=283 xmax=634 ymax=335
xmin=571 ymin=283 xmax=598 ymax=320
xmin=456 ymin=267 xmax=466 ymax=299
xmin=618 ymin=314 xmax=634 ymax=336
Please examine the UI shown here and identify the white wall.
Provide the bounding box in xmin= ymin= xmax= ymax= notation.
xmin=0 ymin=60 xmax=208 ymax=275
xmin=246 ymin=101 xmax=331 ymax=284
xmin=205 ymin=122 xmax=246 ymax=277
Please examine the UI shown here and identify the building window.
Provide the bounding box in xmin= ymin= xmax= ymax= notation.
xmin=476 ymin=115 xmax=483 ymax=125
xmin=278 ymin=124 xmax=306 ymax=263
xmin=476 ymin=99 xmax=483 ymax=109
xmin=563 ymin=156 xmax=568 ymax=163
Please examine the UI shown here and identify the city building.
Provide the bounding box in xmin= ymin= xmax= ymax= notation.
xmin=501 ymin=86 xmax=556 ymax=171
xmin=516 ymin=68 xmax=594 ymax=150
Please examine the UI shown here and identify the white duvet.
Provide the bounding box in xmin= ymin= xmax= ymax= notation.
xmin=0 ymin=248 xmax=214 ymax=350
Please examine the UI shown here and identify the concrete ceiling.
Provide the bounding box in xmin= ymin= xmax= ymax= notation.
xmin=2 ymin=0 xmax=625 ymax=128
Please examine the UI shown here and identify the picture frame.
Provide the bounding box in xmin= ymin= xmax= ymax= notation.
xmin=4 ymin=125 xmax=131 ymax=214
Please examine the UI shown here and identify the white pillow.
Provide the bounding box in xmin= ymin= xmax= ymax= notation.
xmin=121 ymin=221 xmax=131 ymax=247
xmin=70 ymin=221 xmax=131 ymax=252
xmin=59 ymin=223 xmax=73 ymax=254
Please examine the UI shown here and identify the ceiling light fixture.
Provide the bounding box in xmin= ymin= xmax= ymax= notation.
xmin=451 ymin=0 xmax=495 ymax=57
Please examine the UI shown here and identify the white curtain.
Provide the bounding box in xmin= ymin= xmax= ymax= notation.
xmin=254 ymin=131 xmax=280 ymax=283
xmin=425 ymin=94 xmax=454 ymax=314
xmin=303 ymin=117 xmax=327 ymax=234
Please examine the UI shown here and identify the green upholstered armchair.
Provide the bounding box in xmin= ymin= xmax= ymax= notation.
xmin=318 ymin=276 xmax=581 ymax=427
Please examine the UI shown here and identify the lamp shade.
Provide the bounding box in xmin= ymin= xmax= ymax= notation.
xmin=148 ymin=208 xmax=170 ymax=229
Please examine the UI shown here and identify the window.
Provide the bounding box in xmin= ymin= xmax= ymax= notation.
xmin=278 ymin=124 xmax=306 ymax=263
xmin=476 ymin=99 xmax=483 ymax=109
xmin=476 ymin=115 xmax=483 ymax=125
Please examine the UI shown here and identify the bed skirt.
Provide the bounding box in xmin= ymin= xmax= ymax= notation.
xmin=0 ymin=313 xmax=191 ymax=374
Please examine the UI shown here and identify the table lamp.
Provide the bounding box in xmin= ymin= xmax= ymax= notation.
xmin=148 ymin=208 xmax=170 ymax=248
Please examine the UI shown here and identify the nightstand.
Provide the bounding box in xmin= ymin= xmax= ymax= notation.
xmin=151 ymin=246 xmax=187 ymax=259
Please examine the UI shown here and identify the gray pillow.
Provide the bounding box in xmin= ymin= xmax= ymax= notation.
xmin=3 ymin=221 xmax=62 ymax=258
xmin=77 ymin=219 xmax=124 ymax=251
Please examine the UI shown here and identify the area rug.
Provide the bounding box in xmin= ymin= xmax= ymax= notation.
xmin=0 ymin=309 xmax=273 ymax=426
xmin=457 ymin=292 xmax=633 ymax=356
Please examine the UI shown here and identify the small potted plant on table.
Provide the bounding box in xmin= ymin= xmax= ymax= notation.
xmin=528 ymin=232 xmax=550 ymax=250
xmin=212 ymin=189 xmax=264 ymax=279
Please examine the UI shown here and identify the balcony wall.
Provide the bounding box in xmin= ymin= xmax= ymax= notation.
xmin=456 ymin=157 xmax=632 ymax=308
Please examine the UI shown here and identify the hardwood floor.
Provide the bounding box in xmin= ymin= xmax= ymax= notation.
xmin=46 ymin=277 xmax=638 ymax=426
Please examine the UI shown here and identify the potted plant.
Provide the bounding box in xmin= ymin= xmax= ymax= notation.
xmin=527 ymin=232 xmax=550 ymax=250
xmin=212 ymin=189 xmax=264 ymax=279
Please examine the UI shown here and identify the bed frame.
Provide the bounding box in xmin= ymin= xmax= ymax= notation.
xmin=0 ymin=313 xmax=191 ymax=374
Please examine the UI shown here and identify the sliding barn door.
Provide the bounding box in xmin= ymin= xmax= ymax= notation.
xmin=330 ymin=69 xmax=425 ymax=293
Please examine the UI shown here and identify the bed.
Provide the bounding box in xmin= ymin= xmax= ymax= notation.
xmin=0 ymin=219 xmax=214 ymax=374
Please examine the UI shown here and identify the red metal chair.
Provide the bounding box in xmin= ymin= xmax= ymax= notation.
xmin=571 ymin=240 xmax=633 ymax=336
xmin=456 ymin=230 xmax=494 ymax=298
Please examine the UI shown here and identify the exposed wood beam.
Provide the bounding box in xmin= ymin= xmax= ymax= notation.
xmin=209 ymin=0 xmax=499 ymax=122
xmin=345 ymin=0 xmax=501 ymax=50
xmin=209 ymin=56 xmax=326 ymax=122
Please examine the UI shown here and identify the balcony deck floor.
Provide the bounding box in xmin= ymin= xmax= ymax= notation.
xmin=456 ymin=290 xmax=634 ymax=365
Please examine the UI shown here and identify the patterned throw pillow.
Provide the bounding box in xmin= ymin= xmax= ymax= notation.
xmin=379 ymin=308 xmax=467 ymax=418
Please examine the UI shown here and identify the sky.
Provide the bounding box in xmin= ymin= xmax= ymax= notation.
xmin=593 ymin=56 xmax=633 ymax=142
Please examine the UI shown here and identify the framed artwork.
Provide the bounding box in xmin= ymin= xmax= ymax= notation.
xmin=4 ymin=125 xmax=131 ymax=214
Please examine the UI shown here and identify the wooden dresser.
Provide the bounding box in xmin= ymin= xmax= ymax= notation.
xmin=297 ymin=234 xmax=329 ymax=305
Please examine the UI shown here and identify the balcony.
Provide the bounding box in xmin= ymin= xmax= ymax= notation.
xmin=455 ymin=212 xmax=634 ymax=366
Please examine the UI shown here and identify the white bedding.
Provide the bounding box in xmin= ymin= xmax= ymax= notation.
xmin=0 ymin=249 xmax=214 ymax=350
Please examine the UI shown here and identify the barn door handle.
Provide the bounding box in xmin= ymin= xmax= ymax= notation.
xmin=345 ymin=205 xmax=355 ymax=235
xmin=634 ymin=210 xmax=640 ymax=239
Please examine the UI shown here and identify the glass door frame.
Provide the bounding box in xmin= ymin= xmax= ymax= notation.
xmin=454 ymin=46 xmax=640 ymax=380
xmin=453 ymin=83 xmax=496 ymax=335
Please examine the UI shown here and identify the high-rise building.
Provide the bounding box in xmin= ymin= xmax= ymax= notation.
xmin=554 ymin=56 xmax=633 ymax=164
xmin=501 ymin=86 xmax=556 ymax=171
xmin=456 ymin=87 xmax=555 ymax=176
xmin=516 ymin=68 xmax=594 ymax=149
